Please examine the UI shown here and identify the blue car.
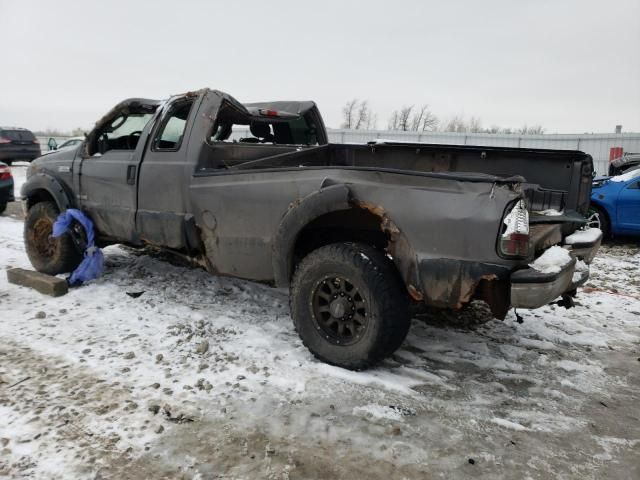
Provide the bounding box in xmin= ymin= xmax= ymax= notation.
xmin=588 ymin=168 xmax=640 ymax=237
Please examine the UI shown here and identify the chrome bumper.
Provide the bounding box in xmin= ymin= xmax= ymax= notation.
xmin=511 ymin=257 xmax=577 ymax=309
xmin=510 ymin=232 xmax=601 ymax=309
xmin=567 ymin=234 xmax=603 ymax=264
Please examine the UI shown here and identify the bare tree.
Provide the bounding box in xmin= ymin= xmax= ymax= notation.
xmin=443 ymin=115 xmax=467 ymax=133
xmin=519 ymin=124 xmax=544 ymax=134
xmin=410 ymin=106 xmax=425 ymax=131
xmin=387 ymin=110 xmax=400 ymax=130
xmin=398 ymin=105 xmax=414 ymax=131
xmin=354 ymin=100 xmax=370 ymax=130
xmin=468 ymin=116 xmax=483 ymax=133
xmin=365 ymin=112 xmax=378 ymax=130
xmin=341 ymin=99 xmax=359 ymax=129
xmin=342 ymin=99 xmax=378 ymax=130
xmin=410 ymin=104 xmax=438 ymax=132
xmin=387 ymin=105 xmax=415 ymax=131
xmin=345 ymin=99 xmax=542 ymax=134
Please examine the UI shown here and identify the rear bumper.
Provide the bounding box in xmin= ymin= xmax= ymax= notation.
xmin=568 ymin=236 xmax=602 ymax=264
xmin=511 ymin=257 xmax=577 ymax=309
xmin=510 ymin=232 xmax=601 ymax=309
xmin=0 ymin=146 xmax=41 ymax=162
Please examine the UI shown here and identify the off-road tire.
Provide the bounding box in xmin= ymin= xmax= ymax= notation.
xmin=24 ymin=201 xmax=82 ymax=275
xmin=290 ymin=242 xmax=410 ymax=370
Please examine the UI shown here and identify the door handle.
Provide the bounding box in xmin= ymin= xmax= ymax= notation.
xmin=126 ymin=165 xmax=136 ymax=185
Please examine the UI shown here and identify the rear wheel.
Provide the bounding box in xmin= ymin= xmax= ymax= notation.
xmin=586 ymin=205 xmax=610 ymax=238
xmin=290 ymin=242 xmax=410 ymax=370
xmin=24 ymin=201 xmax=82 ymax=275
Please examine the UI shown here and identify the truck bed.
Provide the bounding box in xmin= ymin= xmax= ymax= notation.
xmin=196 ymin=141 xmax=593 ymax=217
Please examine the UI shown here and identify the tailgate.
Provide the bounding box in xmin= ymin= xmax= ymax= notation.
xmin=524 ymin=153 xmax=593 ymax=217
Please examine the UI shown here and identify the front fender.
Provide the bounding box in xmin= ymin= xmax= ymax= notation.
xmin=21 ymin=173 xmax=74 ymax=212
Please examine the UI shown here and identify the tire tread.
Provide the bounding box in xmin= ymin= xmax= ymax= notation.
xmin=290 ymin=242 xmax=410 ymax=370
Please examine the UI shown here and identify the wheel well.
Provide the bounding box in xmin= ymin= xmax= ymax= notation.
xmin=293 ymin=208 xmax=390 ymax=269
xmin=26 ymin=189 xmax=57 ymax=210
xmin=590 ymin=201 xmax=610 ymax=223
xmin=589 ymin=201 xmax=612 ymax=234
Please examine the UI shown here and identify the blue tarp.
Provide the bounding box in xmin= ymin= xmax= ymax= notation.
xmin=52 ymin=209 xmax=104 ymax=286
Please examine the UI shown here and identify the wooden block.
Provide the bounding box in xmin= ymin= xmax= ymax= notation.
xmin=6 ymin=268 xmax=68 ymax=297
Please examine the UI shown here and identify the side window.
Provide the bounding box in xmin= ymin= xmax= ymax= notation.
xmin=629 ymin=181 xmax=640 ymax=190
xmin=92 ymin=112 xmax=153 ymax=155
xmin=154 ymin=100 xmax=194 ymax=151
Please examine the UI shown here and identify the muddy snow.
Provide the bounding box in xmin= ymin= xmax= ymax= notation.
xmin=1 ymin=199 xmax=639 ymax=478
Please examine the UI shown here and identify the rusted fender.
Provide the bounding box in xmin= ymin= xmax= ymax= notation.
xmin=418 ymin=258 xmax=511 ymax=316
xmin=352 ymin=200 xmax=422 ymax=301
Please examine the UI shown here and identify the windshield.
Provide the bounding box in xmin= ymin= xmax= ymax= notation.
xmin=88 ymin=111 xmax=155 ymax=155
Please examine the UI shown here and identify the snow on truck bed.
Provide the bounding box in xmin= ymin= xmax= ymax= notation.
xmin=1 ymin=214 xmax=639 ymax=479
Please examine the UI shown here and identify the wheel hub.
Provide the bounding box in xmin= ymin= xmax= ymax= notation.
xmin=329 ymin=297 xmax=350 ymax=318
xmin=31 ymin=218 xmax=56 ymax=258
xmin=311 ymin=276 xmax=368 ymax=346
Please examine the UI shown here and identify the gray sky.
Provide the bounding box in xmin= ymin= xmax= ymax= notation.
xmin=1 ymin=0 xmax=639 ymax=133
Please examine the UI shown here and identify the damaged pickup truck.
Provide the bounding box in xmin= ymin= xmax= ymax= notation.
xmin=22 ymin=89 xmax=601 ymax=369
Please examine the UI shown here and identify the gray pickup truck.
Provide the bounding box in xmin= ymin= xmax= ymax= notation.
xmin=22 ymin=89 xmax=601 ymax=369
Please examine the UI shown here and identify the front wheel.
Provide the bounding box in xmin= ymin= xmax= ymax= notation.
xmin=290 ymin=242 xmax=410 ymax=370
xmin=24 ymin=201 xmax=82 ymax=275
xmin=586 ymin=205 xmax=610 ymax=238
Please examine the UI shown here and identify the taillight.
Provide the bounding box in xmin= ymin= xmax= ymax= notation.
xmin=0 ymin=165 xmax=12 ymax=180
xmin=500 ymin=200 xmax=529 ymax=257
xmin=33 ymin=139 xmax=40 ymax=144
xmin=259 ymin=109 xmax=280 ymax=117
xmin=0 ymin=137 xmax=11 ymax=144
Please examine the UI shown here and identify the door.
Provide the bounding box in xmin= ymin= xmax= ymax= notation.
xmin=136 ymin=97 xmax=196 ymax=248
xmin=78 ymin=105 xmax=158 ymax=241
xmin=617 ymin=179 xmax=640 ymax=233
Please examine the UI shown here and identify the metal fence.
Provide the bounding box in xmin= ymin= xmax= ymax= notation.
xmin=39 ymin=131 xmax=640 ymax=175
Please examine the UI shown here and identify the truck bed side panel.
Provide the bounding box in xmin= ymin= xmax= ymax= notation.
xmin=189 ymin=169 xmax=522 ymax=309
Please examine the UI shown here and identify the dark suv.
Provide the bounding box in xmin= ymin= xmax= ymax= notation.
xmin=0 ymin=127 xmax=41 ymax=165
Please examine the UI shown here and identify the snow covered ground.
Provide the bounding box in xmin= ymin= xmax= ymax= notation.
xmin=1 ymin=194 xmax=639 ymax=478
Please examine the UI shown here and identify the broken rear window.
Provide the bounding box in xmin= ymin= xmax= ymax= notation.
xmin=208 ymin=102 xmax=318 ymax=147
